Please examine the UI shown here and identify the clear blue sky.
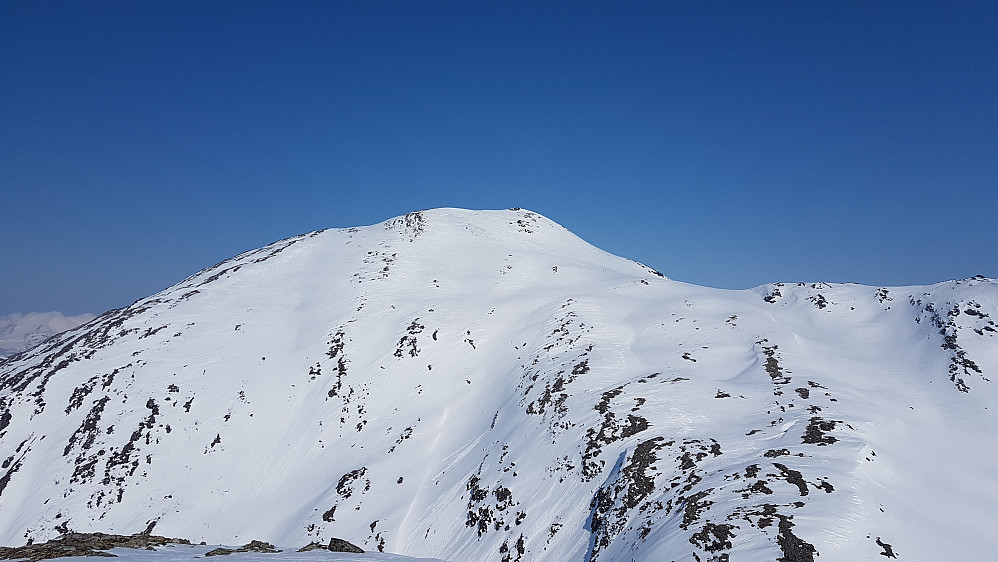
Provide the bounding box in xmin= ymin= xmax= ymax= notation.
xmin=2 ymin=1 xmax=996 ymax=316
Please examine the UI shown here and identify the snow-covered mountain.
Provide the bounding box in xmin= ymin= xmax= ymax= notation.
xmin=0 ymin=312 xmax=96 ymax=358
xmin=1 ymin=208 xmax=995 ymax=561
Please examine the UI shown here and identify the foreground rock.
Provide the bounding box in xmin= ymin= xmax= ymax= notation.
xmin=1 ymin=534 xmax=371 ymax=561
xmin=296 ymin=538 xmax=363 ymax=554
xmin=205 ymin=540 xmax=280 ymax=556
xmin=0 ymin=532 xmax=190 ymax=561
xmin=326 ymin=538 xmax=364 ymax=553
xmin=295 ymin=542 xmax=327 ymax=552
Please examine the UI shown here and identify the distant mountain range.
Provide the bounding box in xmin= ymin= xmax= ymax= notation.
xmin=0 ymin=312 xmax=95 ymax=358
xmin=1 ymin=209 xmax=995 ymax=561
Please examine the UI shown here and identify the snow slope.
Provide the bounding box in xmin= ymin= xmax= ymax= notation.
xmin=0 ymin=312 xmax=96 ymax=358
xmin=1 ymin=208 xmax=996 ymax=561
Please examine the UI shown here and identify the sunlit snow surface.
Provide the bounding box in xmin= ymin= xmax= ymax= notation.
xmin=1 ymin=208 xmax=996 ymax=561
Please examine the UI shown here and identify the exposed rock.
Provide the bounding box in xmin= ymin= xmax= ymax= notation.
xmin=0 ymin=532 xmax=190 ymax=561
xmin=876 ymin=537 xmax=897 ymax=558
xmin=776 ymin=516 xmax=817 ymax=562
xmin=204 ymin=540 xmax=280 ymax=556
xmin=327 ymin=538 xmax=364 ymax=553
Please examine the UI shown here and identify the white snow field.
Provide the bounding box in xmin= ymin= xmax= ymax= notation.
xmin=1 ymin=208 xmax=995 ymax=561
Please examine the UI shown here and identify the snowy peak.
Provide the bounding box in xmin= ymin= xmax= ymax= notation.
xmin=1 ymin=209 xmax=996 ymax=561
xmin=170 ymin=208 xmax=664 ymax=298
xmin=0 ymin=312 xmax=96 ymax=358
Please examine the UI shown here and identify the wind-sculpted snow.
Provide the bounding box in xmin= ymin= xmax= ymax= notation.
xmin=1 ymin=209 xmax=997 ymax=561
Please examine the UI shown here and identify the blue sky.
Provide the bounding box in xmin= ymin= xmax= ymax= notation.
xmin=2 ymin=1 xmax=996 ymax=316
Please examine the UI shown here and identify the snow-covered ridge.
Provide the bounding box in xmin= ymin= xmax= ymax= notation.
xmin=1 ymin=208 xmax=996 ymax=561
xmin=0 ymin=312 xmax=96 ymax=358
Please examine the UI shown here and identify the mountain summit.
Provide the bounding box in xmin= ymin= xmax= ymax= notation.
xmin=2 ymin=208 xmax=996 ymax=561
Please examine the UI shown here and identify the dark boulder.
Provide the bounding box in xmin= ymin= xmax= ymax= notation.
xmin=327 ymin=538 xmax=364 ymax=553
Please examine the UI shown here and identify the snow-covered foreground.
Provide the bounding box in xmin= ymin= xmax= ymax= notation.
xmin=61 ymin=545 xmax=441 ymax=562
xmin=1 ymin=208 xmax=996 ymax=561
xmin=4 ymin=545 xmax=443 ymax=562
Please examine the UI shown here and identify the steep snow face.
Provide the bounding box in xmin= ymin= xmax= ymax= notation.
xmin=1 ymin=208 xmax=996 ymax=561
xmin=0 ymin=312 xmax=96 ymax=358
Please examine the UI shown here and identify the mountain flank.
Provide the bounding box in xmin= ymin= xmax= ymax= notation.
xmin=1 ymin=208 xmax=996 ymax=561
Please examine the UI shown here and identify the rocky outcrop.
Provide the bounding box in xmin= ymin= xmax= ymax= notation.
xmin=327 ymin=538 xmax=364 ymax=553
xmin=204 ymin=540 xmax=280 ymax=556
xmin=0 ymin=532 xmax=190 ymax=561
